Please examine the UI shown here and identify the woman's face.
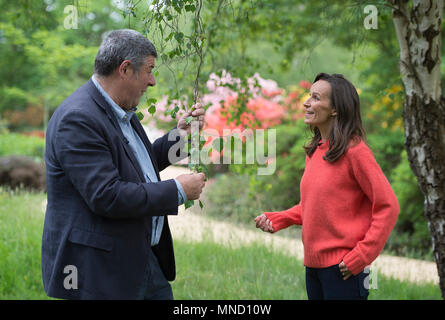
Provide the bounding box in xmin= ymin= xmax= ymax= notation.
xmin=303 ymin=80 xmax=337 ymax=129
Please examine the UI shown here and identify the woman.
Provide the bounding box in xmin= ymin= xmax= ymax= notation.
xmin=254 ymin=73 xmax=399 ymax=300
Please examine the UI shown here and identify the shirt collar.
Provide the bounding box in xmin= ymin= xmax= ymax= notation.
xmin=91 ymin=75 xmax=135 ymax=123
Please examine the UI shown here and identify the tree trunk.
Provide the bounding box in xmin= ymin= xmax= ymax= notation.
xmin=390 ymin=0 xmax=445 ymax=298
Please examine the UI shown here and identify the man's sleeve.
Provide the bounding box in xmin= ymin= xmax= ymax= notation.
xmin=151 ymin=127 xmax=188 ymax=172
xmin=174 ymin=178 xmax=187 ymax=205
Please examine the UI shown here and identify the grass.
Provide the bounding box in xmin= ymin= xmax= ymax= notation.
xmin=172 ymin=240 xmax=307 ymax=300
xmin=0 ymin=188 xmax=442 ymax=300
xmin=0 ymin=188 xmax=49 ymax=299
xmin=172 ymin=240 xmax=442 ymax=300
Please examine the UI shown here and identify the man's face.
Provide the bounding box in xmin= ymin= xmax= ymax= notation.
xmin=122 ymin=55 xmax=156 ymax=109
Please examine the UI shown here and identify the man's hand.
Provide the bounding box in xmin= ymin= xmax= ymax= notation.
xmin=176 ymin=173 xmax=206 ymax=201
xmin=177 ymin=103 xmax=205 ymax=137
xmin=254 ymin=213 xmax=274 ymax=233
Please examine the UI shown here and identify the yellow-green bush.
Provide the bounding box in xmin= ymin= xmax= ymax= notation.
xmin=0 ymin=133 xmax=45 ymax=161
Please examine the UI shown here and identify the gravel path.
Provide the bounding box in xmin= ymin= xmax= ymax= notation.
xmin=162 ymin=165 xmax=440 ymax=286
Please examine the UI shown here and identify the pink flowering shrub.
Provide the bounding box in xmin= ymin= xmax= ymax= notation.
xmin=141 ymin=71 xmax=310 ymax=163
xmin=202 ymin=71 xmax=285 ymax=132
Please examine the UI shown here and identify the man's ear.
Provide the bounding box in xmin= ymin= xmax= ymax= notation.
xmin=118 ymin=60 xmax=133 ymax=79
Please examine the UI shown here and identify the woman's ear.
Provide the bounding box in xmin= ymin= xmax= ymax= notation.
xmin=331 ymin=110 xmax=337 ymax=117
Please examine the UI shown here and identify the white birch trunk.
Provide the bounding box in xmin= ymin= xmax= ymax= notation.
xmin=390 ymin=0 xmax=445 ymax=298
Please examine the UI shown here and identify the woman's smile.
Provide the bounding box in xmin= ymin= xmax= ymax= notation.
xmin=305 ymin=111 xmax=315 ymax=118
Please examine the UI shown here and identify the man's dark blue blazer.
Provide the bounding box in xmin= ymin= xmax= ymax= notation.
xmin=42 ymin=79 xmax=183 ymax=299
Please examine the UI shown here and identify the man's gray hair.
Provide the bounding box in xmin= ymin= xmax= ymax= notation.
xmin=94 ymin=29 xmax=157 ymax=77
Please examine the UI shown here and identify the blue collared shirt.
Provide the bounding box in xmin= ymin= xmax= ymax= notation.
xmin=91 ymin=75 xmax=186 ymax=246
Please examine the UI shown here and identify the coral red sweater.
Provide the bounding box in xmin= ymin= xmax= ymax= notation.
xmin=264 ymin=139 xmax=399 ymax=275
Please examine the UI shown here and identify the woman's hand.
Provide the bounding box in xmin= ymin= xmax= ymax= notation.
xmin=254 ymin=214 xmax=274 ymax=233
xmin=339 ymin=261 xmax=352 ymax=280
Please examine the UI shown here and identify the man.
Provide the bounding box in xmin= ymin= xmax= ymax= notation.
xmin=42 ymin=29 xmax=206 ymax=300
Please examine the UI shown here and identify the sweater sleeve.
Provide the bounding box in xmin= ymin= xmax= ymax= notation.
xmin=264 ymin=154 xmax=308 ymax=233
xmin=264 ymin=203 xmax=302 ymax=232
xmin=342 ymin=143 xmax=400 ymax=275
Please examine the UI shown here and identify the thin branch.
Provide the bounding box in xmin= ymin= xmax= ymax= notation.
xmin=193 ymin=0 xmax=204 ymax=105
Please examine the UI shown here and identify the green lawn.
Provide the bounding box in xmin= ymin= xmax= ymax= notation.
xmin=172 ymin=240 xmax=442 ymax=300
xmin=0 ymin=189 xmax=442 ymax=300
xmin=0 ymin=189 xmax=49 ymax=299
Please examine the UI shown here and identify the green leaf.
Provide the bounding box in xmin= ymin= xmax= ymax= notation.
xmin=148 ymin=105 xmax=156 ymax=115
xmin=166 ymin=32 xmax=174 ymax=42
xmin=174 ymin=5 xmax=182 ymax=14
xmin=185 ymin=4 xmax=195 ymax=12
xmin=184 ymin=200 xmax=194 ymax=209
xmin=146 ymin=98 xmax=157 ymax=105
xmin=174 ymin=32 xmax=184 ymax=43
xmin=136 ymin=111 xmax=144 ymax=121
xmin=199 ymin=200 xmax=203 ymax=209
xmin=198 ymin=165 xmax=209 ymax=180
xmin=185 ymin=116 xmax=193 ymax=125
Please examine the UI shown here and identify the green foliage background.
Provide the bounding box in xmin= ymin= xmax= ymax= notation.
xmin=0 ymin=0 xmax=438 ymax=296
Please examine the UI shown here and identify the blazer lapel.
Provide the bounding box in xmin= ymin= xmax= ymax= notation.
xmin=86 ymin=79 xmax=146 ymax=182
xmin=120 ymin=137 xmax=146 ymax=182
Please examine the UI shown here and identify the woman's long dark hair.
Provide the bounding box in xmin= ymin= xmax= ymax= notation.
xmin=304 ymin=73 xmax=366 ymax=162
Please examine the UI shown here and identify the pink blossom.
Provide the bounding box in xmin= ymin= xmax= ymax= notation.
xmin=299 ymin=80 xmax=312 ymax=90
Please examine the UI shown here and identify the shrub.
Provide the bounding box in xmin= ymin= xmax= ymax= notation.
xmin=248 ymin=121 xmax=308 ymax=211
xmin=366 ymin=128 xmax=405 ymax=180
xmin=3 ymin=104 xmax=44 ymax=129
xmin=204 ymin=121 xmax=310 ymax=224
xmin=0 ymin=155 xmax=46 ymax=191
xmin=204 ymin=174 xmax=264 ymax=224
xmin=0 ymin=86 xmax=29 ymax=113
xmin=386 ymin=150 xmax=433 ymax=260
xmin=0 ymin=133 xmax=45 ymax=160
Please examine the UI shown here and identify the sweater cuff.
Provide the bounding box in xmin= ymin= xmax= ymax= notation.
xmin=263 ymin=211 xmax=291 ymax=232
xmin=342 ymin=249 xmax=367 ymax=275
